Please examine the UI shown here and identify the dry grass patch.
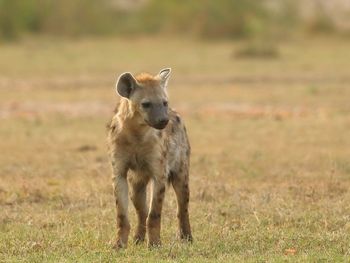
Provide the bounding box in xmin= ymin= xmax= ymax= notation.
xmin=1 ymin=37 xmax=350 ymax=262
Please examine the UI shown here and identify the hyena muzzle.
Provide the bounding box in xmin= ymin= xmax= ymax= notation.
xmin=107 ymin=68 xmax=192 ymax=248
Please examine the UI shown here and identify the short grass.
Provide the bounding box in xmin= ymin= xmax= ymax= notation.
xmin=1 ymin=36 xmax=350 ymax=262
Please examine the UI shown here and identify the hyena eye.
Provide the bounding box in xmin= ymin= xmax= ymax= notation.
xmin=141 ymin=102 xmax=151 ymax=109
xmin=163 ymin=101 xmax=168 ymax=107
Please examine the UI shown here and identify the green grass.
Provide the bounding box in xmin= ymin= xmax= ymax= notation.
xmin=1 ymin=36 xmax=350 ymax=262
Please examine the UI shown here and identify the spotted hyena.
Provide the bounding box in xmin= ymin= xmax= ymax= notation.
xmin=107 ymin=68 xmax=192 ymax=248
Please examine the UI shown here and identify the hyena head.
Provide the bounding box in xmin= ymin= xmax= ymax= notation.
xmin=116 ymin=68 xmax=171 ymax=130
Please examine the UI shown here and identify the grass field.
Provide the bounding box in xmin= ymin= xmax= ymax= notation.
xmin=1 ymin=36 xmax=350 ymax=262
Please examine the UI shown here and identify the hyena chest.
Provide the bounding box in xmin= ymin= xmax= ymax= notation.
xmin=127 ymin=142 xmax=164 ymax=172
xmin=128 ymin=151 xmax=151 ymax=171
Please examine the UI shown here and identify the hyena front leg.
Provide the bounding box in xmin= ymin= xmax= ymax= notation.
xmin=171 ymin=167 xmax=192 ymax=242
xmin=147 ymin=177 xmax=166 ymax=247
xmin=112 ymin=163 xmax=130 ymax=249
xmin=130 ymin=176 xmax=149 ymax=244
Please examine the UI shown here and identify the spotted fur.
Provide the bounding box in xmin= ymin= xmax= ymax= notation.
xmin=107 ymin=68 xmax=192 ymax=248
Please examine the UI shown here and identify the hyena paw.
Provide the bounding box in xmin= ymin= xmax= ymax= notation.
xmin=180 ymin=233 xmax=193 ymax=243
xmin=112 ymin=239 xmax=127 ymax=250
xmin=147 ymin=239 xmax=162 ymax=248
xmin=133 ymin=235 xmax=145 ymax=245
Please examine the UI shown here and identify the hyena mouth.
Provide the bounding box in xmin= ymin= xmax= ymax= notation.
xmin=153 ymin=124 xmax=167 ymax=130
xmin=145 ymin=119 xmax=169 ymax=130
xmin=152 ymin=120 xmax=169 ymax=130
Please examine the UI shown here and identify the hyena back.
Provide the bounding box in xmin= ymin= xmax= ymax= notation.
xmin=107 ymin=68 xmax=192 ymax=248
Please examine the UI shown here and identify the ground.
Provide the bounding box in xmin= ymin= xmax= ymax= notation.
xmin=0 ymin=36 xmax=350 ymax=262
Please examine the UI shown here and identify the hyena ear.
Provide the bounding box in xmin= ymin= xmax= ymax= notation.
xmin=116 ymin=72 xmax=137 ymax=99
xmin=158 ymin=68 xmax=171 ymax=86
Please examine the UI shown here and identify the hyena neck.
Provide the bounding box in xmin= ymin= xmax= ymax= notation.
xmin=116 ymin=98 xmax=135 ymax=121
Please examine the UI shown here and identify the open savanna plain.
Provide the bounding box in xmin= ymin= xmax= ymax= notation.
xmin=0 ymin=37 xmax=350 ymax=262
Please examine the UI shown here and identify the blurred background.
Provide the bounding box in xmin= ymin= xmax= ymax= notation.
xmin=1 ymin=0 xmax=350 ymax=261
xmin=1 ymin=0 xmax=350 ymax=40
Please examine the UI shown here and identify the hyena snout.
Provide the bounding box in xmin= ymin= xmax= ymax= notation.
xmin=146 ymin=106 xmax=169 ymax=129
xmin=153 ymin=118 xmax=169 ymax=130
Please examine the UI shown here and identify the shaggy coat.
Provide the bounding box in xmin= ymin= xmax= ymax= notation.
xmin=107 ymin=68 xmax=192 ymax=248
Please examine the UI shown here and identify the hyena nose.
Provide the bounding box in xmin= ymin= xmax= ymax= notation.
xmin=154 ymin=118 xmax=169 ymax=129
xmin=158 ymin=118 xmax=169 ymax=126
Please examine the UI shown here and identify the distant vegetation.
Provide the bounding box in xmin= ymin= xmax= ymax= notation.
xmin=0 ymin=0 xmax=117 ymax=39
xmin=0 ymin=0 xmax=344 ymax=40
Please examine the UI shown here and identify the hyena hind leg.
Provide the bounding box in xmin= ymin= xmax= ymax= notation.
xmin=171 ymin=169 xmax=193 ymax=242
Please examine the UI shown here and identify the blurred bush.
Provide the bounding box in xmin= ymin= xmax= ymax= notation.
xmin=132 ymin=0 xmax=271 ymax=38
xmin=304 ymin=4 xmax=336 ymax=34
xmin=234 ymin=41 xmax=280 ymax=59
xmin=0 ymin=0 xmax=346 ymax=41
xmin=0 ymin=0 xmax=117 ymax=39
